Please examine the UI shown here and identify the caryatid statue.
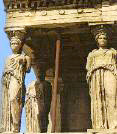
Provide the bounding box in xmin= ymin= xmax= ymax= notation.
xmin=86 ymin=26 xmax=117 ymax=129
xmin=26 ymin=68 xmax=52 ymax=133
xmin=2 ymin=32 xmax=31 ymax=133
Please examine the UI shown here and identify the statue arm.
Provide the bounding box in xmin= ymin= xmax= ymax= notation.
xmin=115 ymin=49 xmax=117 ymax=60
xmin=86 ymin=49 xmax=97 ymax=71
xmin=2 ymin=57 xmax=11 ymax=86
xmin=26 ymin=55 xmax=31 ymax=73
xmin=3 ymin=56 xmax=11 ymax=73
xmin=111 ymin=48 xmax=117 ymax=64
xmin=86 ymin=51 xmax=95 ymax=83
xmin=86 ymin=52 xmax=93 ymax=71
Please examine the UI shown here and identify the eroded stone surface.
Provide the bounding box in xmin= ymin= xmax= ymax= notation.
xmin=2 ymin=31 xmax=31 ymax=133
xmin=86 ymin=25 xmax=117 ymax=129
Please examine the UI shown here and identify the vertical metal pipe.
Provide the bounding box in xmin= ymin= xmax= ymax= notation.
xmin=51 ymin=39 xmax=61 ymax=133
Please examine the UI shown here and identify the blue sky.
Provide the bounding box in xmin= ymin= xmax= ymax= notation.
xmin=0 ymin=1 xmax=36 ymax=132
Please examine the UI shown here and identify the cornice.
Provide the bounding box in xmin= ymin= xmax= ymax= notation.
xmin=3 ymin=0 xmax=103 ymax=11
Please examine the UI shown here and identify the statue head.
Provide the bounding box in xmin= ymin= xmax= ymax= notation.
xmin=95 ymin=31 xmax=108 ymax=48
xmin=10 ymin=36 xmax=23 ymax=53
xmin=92 ymin=25 xmax=111 ymax=48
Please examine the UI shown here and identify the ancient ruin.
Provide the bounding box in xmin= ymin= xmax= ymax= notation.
xmin=2 ymin=0 xmax=117 ymax=133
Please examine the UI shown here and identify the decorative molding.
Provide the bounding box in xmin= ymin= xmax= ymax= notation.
xmin=4 ymin=0 xmax=111 ymax=11
xmin=6 ymin=29 xmax=26 ymax=43
xmin=5 ymin=8 xmax=102 ymax=28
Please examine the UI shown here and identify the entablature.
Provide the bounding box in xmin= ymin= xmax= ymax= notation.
xmin=5 ymin=2 xmax=117 ymax=30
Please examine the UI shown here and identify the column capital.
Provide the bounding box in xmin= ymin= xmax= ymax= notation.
xmin=5 ymin=28 xmax=26 ymax=41
xmin=90 ymin=24 xmax=113 ymax=41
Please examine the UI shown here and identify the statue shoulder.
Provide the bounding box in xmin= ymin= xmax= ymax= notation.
xmin=6 ymin=55 xmax=13 ymax=61
xmin=26 ymin=80 xmax=37 ymax=96
xmin=91 ymin=49 xmax=98 ymax=54
xmin=4 ymin=55 xmax=13 ymax=67
xmin=27 ymin=80 xmax=36 ymax=91
xmin=88 ymin=49 xmax=97 ymax=58
xmin=110 ymin=48 xmax=117 ymax=54
xmin=25 ymin=55 xmax=31 ymax=61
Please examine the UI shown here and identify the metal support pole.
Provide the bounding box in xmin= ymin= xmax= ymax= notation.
xmin=51 ymin=38 xmax=61 ymax=133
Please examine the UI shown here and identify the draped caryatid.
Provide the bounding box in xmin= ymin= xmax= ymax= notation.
xmin=2 ymin=34 xmax=31 ymax=133
xmin=86 ymin=26 xmax=117 ymax=129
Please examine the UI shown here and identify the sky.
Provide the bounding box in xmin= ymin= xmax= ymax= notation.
xmin=0 ymin=1 xmax=36 ymax=132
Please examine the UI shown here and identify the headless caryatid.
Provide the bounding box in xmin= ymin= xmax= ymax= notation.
xmin=2 ymin=34 xmax=31 ymax=133
xmin=86 ymin=26 xmax=117 ymax=129
xmin=26 ymin=71 xmax=52 ymax=133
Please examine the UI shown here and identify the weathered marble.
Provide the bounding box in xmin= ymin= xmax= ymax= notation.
xmin=2 ymin=0 xmax=117 ymax=132
xmin=26 ymin=79 xmax=52 ymax=133
xmin=86 ymin=26 xmax=117 ymax=129
xmin=2 ymin=32 xmax=31 ymax=133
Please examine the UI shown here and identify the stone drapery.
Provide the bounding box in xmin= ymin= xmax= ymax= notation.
xmin=86 ymin=48 xmax=117 ymax=129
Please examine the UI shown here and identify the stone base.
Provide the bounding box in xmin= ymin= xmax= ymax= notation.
xmin=2 ymin=132 xmax=23 ymax=134
xmin=87 ymin=129 xmax=117 ymax=134
xmin=1 ymin=130 xmax=117 ymax=134
xmin=1 ymin=133 xmax=87 ymax=134
xmin=25 ymin=133 xmax=87 ymax=134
